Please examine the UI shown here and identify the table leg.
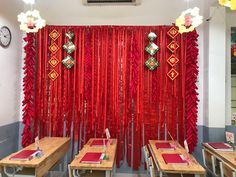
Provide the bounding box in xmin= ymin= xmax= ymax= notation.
xmin=68 ymin=165 xmax=72 ymax=177
xmin=160 ymin=171 xmax=163 ymax=177
xmin=112 ymin=161 xmax=116 ymax=176
xmin=106 ymin=170 xmax=111 ymax=177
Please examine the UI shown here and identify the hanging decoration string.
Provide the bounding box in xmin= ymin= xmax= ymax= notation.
xmin=21 ymin=33 xmax=35 ymax=147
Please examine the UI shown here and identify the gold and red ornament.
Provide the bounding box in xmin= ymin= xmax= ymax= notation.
xmin=167 ymin=54 xmax=179 ymax=67
xmin=145 ymin=57 xmax=159 ymax=70
xmin=49 ymin=29 xmax=60 ymax=41
xmin=62 ymin=55 xmax=75 ymax=69
xmin=167 ymin=68 xmax=179 ymax=80
xmin=167 ymin=26 xmax=179 ymax=39
xmin=175 ymin=7 xmax=203 ymax=34
xmin=219 ymin=0 xmax=236 ymax=10
xmin=48 ymin=56 xmax=60 ymax=68
xmin=167 ymin=41 xmax=179 ymax=53
xmin=49 ymin=43 xmax=60 ymax=54
xmin=48 ymin=69 xmax=59 ymax=81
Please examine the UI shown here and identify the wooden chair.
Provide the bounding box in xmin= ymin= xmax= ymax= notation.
xmin=220 ymin=161 xmax=236 ymax=177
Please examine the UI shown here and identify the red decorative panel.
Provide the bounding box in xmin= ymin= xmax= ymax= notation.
xmin=167 ymin=26 xmax=179 ymax=39
xmin=167 ymin=68 xmax=179 ymax=80
xmin=167 ymin=41 xmax=179 ymax=53
xmin=167 ymin=54 xmax=179 ymax=67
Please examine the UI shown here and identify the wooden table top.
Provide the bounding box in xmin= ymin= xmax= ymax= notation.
xmin=70 ymin=138 xmax=117 ymax=171
xmin=202 ymin=143 xmax=236 ymax=169
xmin=149 ymin=140 xmax=205 ymax=175
xmin=0 ymin=137 xmax=70 ymax=168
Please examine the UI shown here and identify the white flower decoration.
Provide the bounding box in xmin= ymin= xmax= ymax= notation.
xmin=17 ymin=10 xmax=46 ymax=33
xmin=175 ymin=7 xmax=203 ymax=34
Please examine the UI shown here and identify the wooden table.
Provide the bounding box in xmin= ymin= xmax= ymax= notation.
xmin=69 ymin=138 xmax=117 ymax=177
xmin=0 ymin=137 xmax=70 ymax=177
xmin=202 ymin=143 xmax=236 ymax=177
xmin=149 ymin=140 xmax=205 ymax=177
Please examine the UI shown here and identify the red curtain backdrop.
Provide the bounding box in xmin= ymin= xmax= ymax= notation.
xmin=22 ymin=25 xmax=199 ymax=170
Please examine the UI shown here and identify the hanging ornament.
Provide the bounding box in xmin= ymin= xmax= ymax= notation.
xmin=49 ymin=43 xmax=60 ymax=54
xmin=66 ymin=31 xmax=75 ymax=40
xmin=167 ymin=54 xmax=179 ymax=67
xmin=167 ymin=26 xmax=179 ymax=39
xmin=145 ymin=42 xmax=159 ymax=56
xmin=219 ymin=0 xmax=236 ymax=10
xmin=63 ymin=41 xmax=76 ymax=54
xmin=48 ymin=56 xmax=60 ymax=68
xmin=148 ymin=32 xmax=157 ymax=41
xmin=167 ymin=41 xmax=179 ymax=53
xmin=145 ymin=57 xmax=159 ymax=70
xmin=62 ymin=55 xmax=75 ymax=69
xmin=145 ymin=32 xmax=159 ymax=70
xmin=49 ymin=29 xmax=60 ymax=41
xmin=175 ymin=7 xmax=203 ymax=34
xmin=48 ymin=69 xmax=59 ymax=81
xmin=167 ymin=68 xmax=179 ymax=80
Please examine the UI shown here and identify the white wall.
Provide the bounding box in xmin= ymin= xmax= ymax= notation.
xmin=208 ymin=7 xmax=226 ymax=128
xmin=0 ymin=0 xmax=23 ymax=126
xmin=35 ymin=0 xmax=190 ymax=25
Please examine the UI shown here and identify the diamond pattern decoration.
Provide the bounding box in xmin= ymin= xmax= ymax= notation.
xmin=145 ymin=57 xmax=159 ymax=70
xmin=167 ymin=68 xmax=179 ymax=80
xmin=148 ymin=32 xmax=157 ymax=41
xmin=167 ymin=41 xmax=179 ymax=53
xmin=145 ymin=42 xmax=159 ymax=56
xmin=48 ymin=56 xmax=60 ymax=67
xmin=63 ymin=41 xmax=76 ymax=54
xmin=167 ymin=26 xmax=179 ymax=39
xmin=65 ymin=31 xmax=75 ymax=40
xmin=62 ymin=55 xmax=75 ymax=69
xmin=49 ymin=29 xmax=60 ymax=41
xmin=49 ymin=43 xmax=60 ymax=54
xmin=167 ymin=54 xmax=179 ymax=67
xmin=48 ymin=69 xmax=59 ymax=81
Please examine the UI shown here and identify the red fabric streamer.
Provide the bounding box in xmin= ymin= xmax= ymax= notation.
xmin=27 ymin=25 xmax=199 ymax=169
xmin=21 ymin=33 xmax=35 ymax=147
xmin=185 ymin=30 xmax=199 ymax=152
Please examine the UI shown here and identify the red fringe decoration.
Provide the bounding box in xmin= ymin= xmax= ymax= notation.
xmin=31 ymin=26 xmax=199 ymax=169
xmin=185 ymin=30 xmax=199 ymax=152
xmin=21 ymin=33 xmax=35 ymax=147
